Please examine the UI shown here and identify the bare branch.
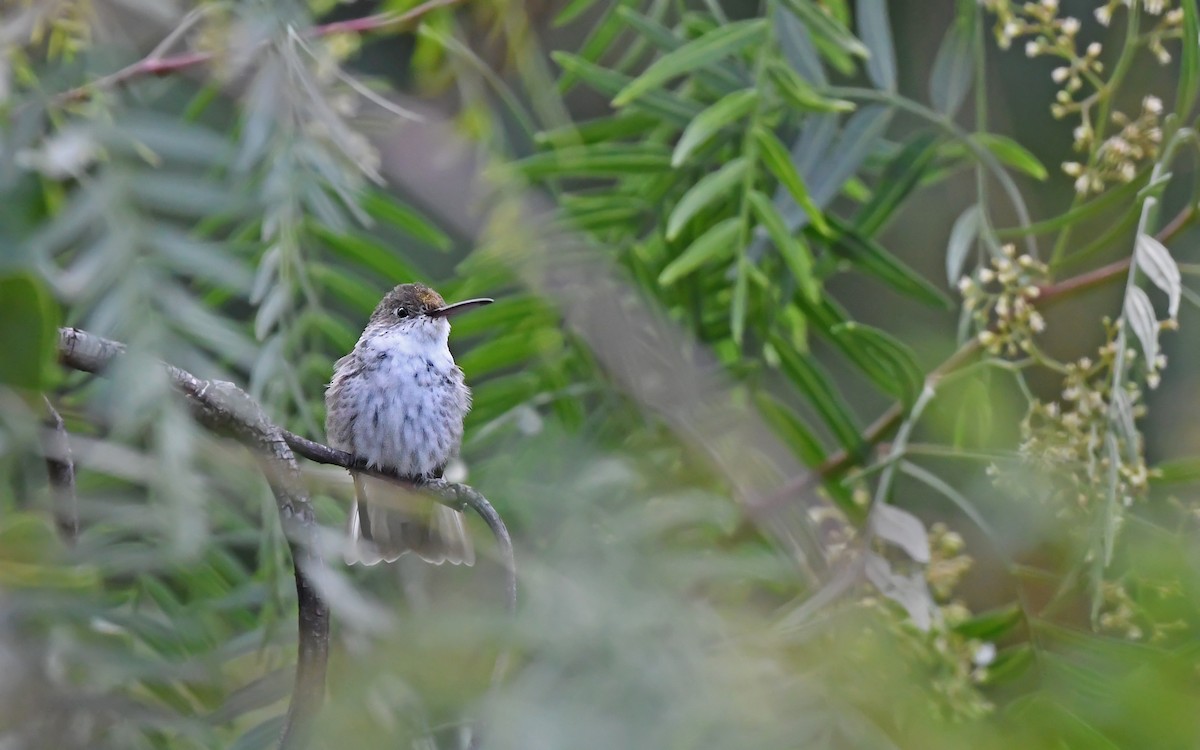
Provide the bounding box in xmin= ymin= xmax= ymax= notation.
xmin=54 ymin=325 xmax=518 ymax=743
xmin=40 ymin=396 xmax=78 ymax=545
xmin=56 ymin=327 xmax=327 ymax=750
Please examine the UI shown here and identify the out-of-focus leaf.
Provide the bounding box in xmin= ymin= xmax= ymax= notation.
xmin=755 ymin=126 xmax=830 ymax=236
xmin=360 ymin=191 xmax=451 ymax=250
xmin=553 ymin=0 xmax=602 ymax=27
xmin=1135 ymin=233 xmax=1181 ymax=319
xmin=870 ymin=503 xmax=931 ymax=563
xmin=312 ymin=225 xmax=429 ymax=285
xmin=1152 ymin=458 xmax=1200 ymax=485
xmin=864 ymin=551 xmax=937 ymax=630
xmin=856 ymin=0 xmax=896 ymax=91
xmin=309 ymin=263 xmax=380 ymax=317
xmin=1180 ymin=0 xmax=1199 ymax=117
xmin=518 ymin=144 xmax=672 ymax=179
xmin=615 ymin=7 xmax=745 ymax=92
xmin=753 ymin=391 xmax=827 ymax=468
xmin=776 ymin=0 xmax=869 ymax=75
xmin=773 ymin=2 xmax=828 ymax=85
xmin=0 ymin=272 xmax=61 ymax=389
xmin=973 ymin=133 xmax=1048 ymax=181
xmin=953 ymin=603 xmax=1023 ymax=639
xmin=772 ymin=338 xmax=863 ymax=453
xmin=230 ymin=715 xmax=288 ymax=750
xmin=855 ymin=132 xmax=940 ymax=236
xmin=766 ymin=62 xmax=855 ymax=113
xmin=553 ymin=52 xmax=700 ymax=124
xmin=456 ymin=328 xmax=564 ymax=378
xmin=826 ymin=216 xmax=952 ymax=309
xmin=929 ymin=1 xmax=976 ymax=117
xmin=831 ymin=322 xmax=923 ymax=406
xmin=612 ymin=19 xmax=767 ymax=107
xmin=658 ymin=217 xmax=741 ymax=285
xmin=667 ymin=158 xmax=748 ymax=240
xmin=672 ymin=89 xmax=758 ymax=167
xmin=982 ymin=644 xmax=1034 ymax=685
xmin=1122 ymin=286 xmax=1158 ymax=368
xmin=748 ymin=190 xmax=819 ymax=303
xmin=946 ymin=204 xmax=981 ymax=286
xmin=787 ymin=104 xmax=892 ymax=226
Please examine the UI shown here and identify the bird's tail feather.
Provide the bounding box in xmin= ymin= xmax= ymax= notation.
xmin=345 ymin=475 xmax=474 ymax=566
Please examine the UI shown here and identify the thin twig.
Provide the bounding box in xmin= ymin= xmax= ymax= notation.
xmin=40 ymin=396 xmax=78 ymax=545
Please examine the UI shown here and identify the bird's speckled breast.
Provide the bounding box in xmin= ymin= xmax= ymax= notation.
xmin=326 ymin=330 xmax=469 ymax=478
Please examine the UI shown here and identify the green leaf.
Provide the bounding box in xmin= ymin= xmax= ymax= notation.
xmin=0 ymin=273 xmax=61 ymax=389
xmin=766 ymin=62 xmax=855 ymax=114
xmin=553 ymin=0 xmax=601 ymax=27
xmin=1180 ymin=0 xmax=1199 ymax=118
xmin=311 ymin=224 xmax=429 ymax=285
xmin=553 ymin=51 xmax=700 ymax=125
xmin=856 ymin=0 xmax=896 ymax=91
xmin=854 ymin=132 xmax=940 ymax=237
xmin=776 ymin=0 xmax=870 ymax=73
xmin=929 ymin=0 xmax=976 ymax=117
xmin=831 ymin=322 xmax=924 ymax=406
xmin=1152 ymin=457 xmax=1200 ymax=486
xmin=973 ymin=133 xmax=1048 ymax=181
xmin=982 ymin=644 xmax=1034 ymax=685
xmin=952 ymin=603 xmax=1023 ymax=639
xmin=945 ymin=204 xmax=981 ymax=286
xmin=612 ymin=19 xmax=767 ymax=107
xmin=771 ymin=338 xmax=864 ymax=454
xmin=667 ymin=158 xmax=749 ymax=240
xmin=360 ymin=191 xmax=451 ymax=250
xmin=518 ymin=144 xmax=672 ymax=179
xmin=754 ymin=126 xmax=830 ymax=236
xmin=748 ymin=190 xmax=819 ymax=303
xmin=658 ymin=217 xmax=741 ymax=285
xmin=672 ymin=89 xmax=759 ymax=167
xmin=825 ymin=216 xmax=952 ymax=309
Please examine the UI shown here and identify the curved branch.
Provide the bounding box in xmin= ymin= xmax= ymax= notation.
xmin=53 ymin=326 xmax=518 ymax=744
xmin=57 ymin=327 xmax=327 ymax=750
xmin=40 ymin=396 xmax=78 ymax=544
xmin=281 ymin=432 xmax=518 ymax=614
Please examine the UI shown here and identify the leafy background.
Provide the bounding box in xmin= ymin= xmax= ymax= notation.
xmin=1 ymin=0 xmax=1199 ymax=748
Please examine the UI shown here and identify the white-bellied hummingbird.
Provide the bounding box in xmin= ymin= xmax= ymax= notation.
xmin=325 ymin=283 xmax=493 ymax=566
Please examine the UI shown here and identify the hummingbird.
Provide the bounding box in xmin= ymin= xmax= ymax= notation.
xmin=325 ymin=283 xmax=493 ymax=566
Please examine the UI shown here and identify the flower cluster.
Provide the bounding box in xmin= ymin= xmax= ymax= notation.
xmin=958 ymin=245 xmax=1048 ymax=357
xmin=1012 ymin=327 xmax=1154 ymax=518
xmin=1063 ymin=97 xmax=1164 ymax=195
xmin=927 ymin=523 xmax=973 ymax=601
xmin=982 ymin=1 xmax=1179 ymax=192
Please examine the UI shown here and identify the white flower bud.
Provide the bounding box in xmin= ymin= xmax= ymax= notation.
xmin=1061 ymin=17 xmax=1080 ymax=35
xmin=1144 ymin=95 xmax=1163 ymax=114
xmin=1052 ymin=66 xmax=1070 ymax=83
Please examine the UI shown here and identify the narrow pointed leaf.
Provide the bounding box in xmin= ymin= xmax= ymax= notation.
xmin=1122 ymin=285 xmax=1159 ymax=367
xmin=856 ymin=0 xmax=896 ymax=91
xmin=766 ymin=62 xmax=855 ymax=113
xmin=658 ymin=217 xmax=741 ymax=285
xmin=772 ymin=339 xmax=863 ymax=454
xmin=748 ymin=190 xmax=819 ymax=302
xmin=1135 ymin=233 xmax=1181 ymax=319
xmin=973 ymin=133 xmax=1048 ymax=181
xmin=831 ymin=322 xmax=924 ymax=406
xmin=826 ymin=216 xmax=952 ymax=309
xmin=672 ymin=89 xmax=759 ymax=167
xmin=776 ymin=0 xmax=870 ymax=65
xmin=667 ymin=158 xmax=748 ymax=239
xmin=612 ymin=19 xmax=767 ymax=107
xmin=855 ymin=132 xmax=940 ymax=236
xmin=755 ymin=126 xmax=830 ymax=235
xmin=946 ymin=204 xmax=981 ymax=285
xmin=1179 ymin=0 xmax=1199 ymax=117
xmin=0 ymin=273 xmax=60 ymax=389
xmin=871 ymin=503 xmax=931 ymax=563
xmin=929 ymin=3 xmax=976 ymax=116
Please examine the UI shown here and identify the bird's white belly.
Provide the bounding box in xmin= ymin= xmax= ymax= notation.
xmin=347 ymin=346 xmax=466 ymax=477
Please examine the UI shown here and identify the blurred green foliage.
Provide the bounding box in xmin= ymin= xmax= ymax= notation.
xmin=1 ymin=0 xmax=1199 ymax=748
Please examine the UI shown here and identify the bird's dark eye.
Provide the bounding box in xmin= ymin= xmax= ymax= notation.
xmin=394 ymin=307 xmax=409 ymax=319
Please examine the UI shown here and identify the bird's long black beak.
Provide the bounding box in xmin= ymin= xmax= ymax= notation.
xmin=428 ymin=298 xmax=494 ymax=318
